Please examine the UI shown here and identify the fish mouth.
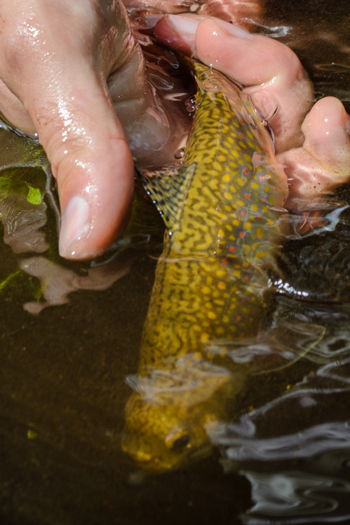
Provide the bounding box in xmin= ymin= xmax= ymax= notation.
xmin=130 ymin=441 xmax=214 ymax=473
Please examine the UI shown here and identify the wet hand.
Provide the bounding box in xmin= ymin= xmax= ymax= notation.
xmin=153 ymin=14 xmax=350 ymax=209
xmin=0 ymin=0 xmax=170 ymax=260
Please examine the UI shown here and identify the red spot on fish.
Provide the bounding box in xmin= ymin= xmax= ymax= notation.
xmin=237 ymin=316 xmax=242 ymax=321
xmin=230 ymin=246 xmax=236 ymax=252
xmin=258 ymin=215 xmax=262 ymax=219
xmin=261 ymin=146 xmax=265 ymax=151
xmin=260 ymin=176 xmax=265 ymax=181
xmin=242 ymin=299 xmax=246 ymax=303
xmin=222 ymin=258 xmax=228 ymax=264
xmin=245 ymin=193 xmax=251 ymax=199
xmin=262 ymin=198 xmax=266 ymax=203
xmin=239 ymin=133 xmax=244 ymax=138
xmin=272 ymin=166 xmax=276 ymax=171
xmin=245 ymin=276 xmax=250 ymax=281
xmin=239 ymin=119 xmax=243 ymax=124
xmin=239 ymin=232 xmax=245 ymax=238
xmin=274 ymin=187 xmax=278 ymax=191
xmin=241 ymin=211 xmax=246 ymax=216
xmin=244 ymin=168 xmax=249 ymax=175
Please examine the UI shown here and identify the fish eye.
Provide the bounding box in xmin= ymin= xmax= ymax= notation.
xmin=171 ymin=434 xmax=191 ymax=452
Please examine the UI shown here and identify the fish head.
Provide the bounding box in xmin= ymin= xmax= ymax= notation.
xmin=121 ymin=357 xmax=240 ymax=472
xmin=121 ymin=391 xmax=217 ymax=472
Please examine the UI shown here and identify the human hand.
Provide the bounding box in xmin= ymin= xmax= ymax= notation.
xmin=0 ymin=0 xmax=181 ymax=260
xmin=153 ymin=14 xmax=350 ymax=211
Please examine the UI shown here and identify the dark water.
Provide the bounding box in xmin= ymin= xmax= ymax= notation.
xmin=2 ymin=1 xmax=350 ymax=524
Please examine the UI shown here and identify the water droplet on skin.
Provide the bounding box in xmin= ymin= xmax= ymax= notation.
xmin=174 ymin=147 xmax=185 ymax=159
xmin=185 ymin=96 xmax=196 ymax=113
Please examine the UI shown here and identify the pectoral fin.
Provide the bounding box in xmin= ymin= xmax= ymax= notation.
xmin=136 ymin=164 xmax=196 ymax=232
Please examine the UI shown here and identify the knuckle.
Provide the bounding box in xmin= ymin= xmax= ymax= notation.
xmin=1 ymin=15 xmax=38 ymax=71
xmin=45 ymin=129 xmax=88 ymax=187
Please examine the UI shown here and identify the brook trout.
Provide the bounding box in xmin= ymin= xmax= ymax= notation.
xmin=122 ymin=60 xmax=288 ymax=472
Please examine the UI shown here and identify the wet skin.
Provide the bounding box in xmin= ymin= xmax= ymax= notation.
xmin=154 ymin=15 xmax=350 ymax=211
xmin=0 ymin=1 xmax=349 ymax=260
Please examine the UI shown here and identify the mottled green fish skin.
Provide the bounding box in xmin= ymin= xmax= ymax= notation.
xmin=122 ymin=60 xmax=288 ymax=471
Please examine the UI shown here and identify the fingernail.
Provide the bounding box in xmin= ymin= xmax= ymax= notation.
xmin=59 ymin=195 xmax=90 ymax=257
xmin=214 ymin=19 xmax=253 ymax=39
xmin=166 ymin=14 xmax=253 ymax=42
xmin=166 ymin=14 xmax=201 ymax=36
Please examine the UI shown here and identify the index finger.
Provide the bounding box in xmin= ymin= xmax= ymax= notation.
xmin=154 ymin=15 xmax=314 ymax=153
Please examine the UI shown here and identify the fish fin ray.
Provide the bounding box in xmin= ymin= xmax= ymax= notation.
xmin=136 ymin=164 xmax=196 ymax=231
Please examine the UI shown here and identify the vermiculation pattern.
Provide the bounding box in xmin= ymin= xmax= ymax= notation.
xmin=140 ymin=61 xmax=287 ymax=367
xmin=122 ymin=59 xmax=288 ymax=472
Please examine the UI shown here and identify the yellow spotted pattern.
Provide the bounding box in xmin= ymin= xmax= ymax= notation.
xmin=123 ymin=61 xmax=287 ymax=473
xmin=137 ymin=61 xmax=287 ymax=370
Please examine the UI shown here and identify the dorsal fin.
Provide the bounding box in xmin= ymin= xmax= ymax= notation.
xmin=136 ymin=164 xmax=196 ymax=231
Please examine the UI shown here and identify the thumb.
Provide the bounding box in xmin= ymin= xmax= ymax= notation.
xmin=25 ymin=59 xmax=134 ymax=260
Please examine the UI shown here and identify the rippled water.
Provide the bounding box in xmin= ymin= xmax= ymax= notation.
xmin=2 ymin=1 xmax=350 ymax=524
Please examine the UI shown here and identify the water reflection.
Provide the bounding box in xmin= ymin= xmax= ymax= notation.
xmin=203 ymin=296 xmax=350 ymax=523
xmin=19 ymin=255 xmax=132 ymax=314
xmin=0 ymin=130 xmax=156 ymax=317
xmin=242 ymin=469 xmax=350 ymax=523
xmin=208 ymin=304 xmax=350 ymax=463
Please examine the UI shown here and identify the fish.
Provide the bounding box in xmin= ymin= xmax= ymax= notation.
xmin=121 ymin=59 xmax=289 ymax=472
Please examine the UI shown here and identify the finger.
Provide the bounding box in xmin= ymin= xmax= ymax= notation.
xmin=154 ymin=14 xmax=314 ymax=153
xmin=279 ymin=97 xmax=350 ymax=209
xmin=24 ymin=60 xmax=134 ymax=260
xmin=302 ymin=96 xmax=350 ymax=166
xmin=155 ymin=15 xmax=298 ymax=86
xmin=0 ymin=0 xmax=135 ymax=260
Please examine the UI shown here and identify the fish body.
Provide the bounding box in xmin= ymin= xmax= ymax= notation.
xmin=122 ymin=60 xmax=288 ymax=471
